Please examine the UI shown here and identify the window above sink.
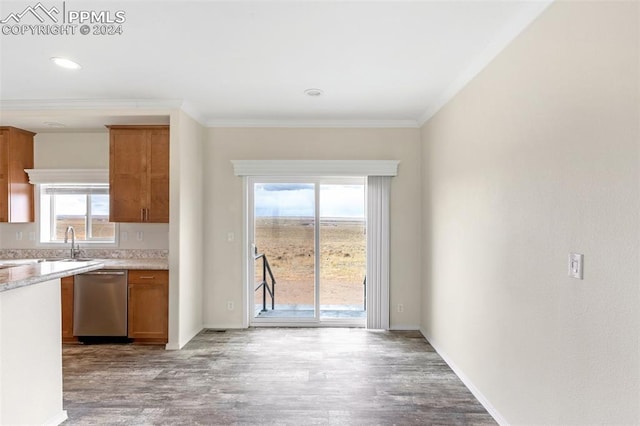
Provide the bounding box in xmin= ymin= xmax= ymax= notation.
xmin=39 ymin=184 xmax=118 ymax=245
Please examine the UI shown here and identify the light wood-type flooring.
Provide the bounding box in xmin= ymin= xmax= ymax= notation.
xmin=62 ymin=328 xmax=495 ymax=425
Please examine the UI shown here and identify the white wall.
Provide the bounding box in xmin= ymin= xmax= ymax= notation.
xmin=168 ymin=110 xmax=205 ymax=349
xmin=0 ymin=131 xmax=169 ymax=250
xmin=0 ymin=279 xmax=66 ymax=425
xmin=421 ymin=2 xmax=639 ymax=424
xmin=203 ymin=127 xmax=422 ymax=329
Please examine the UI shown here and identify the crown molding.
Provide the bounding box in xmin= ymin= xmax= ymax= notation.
xmin=178 ymin=101 xmax=207 ymax=125
xmin=207 ymin=118 xmax=419 ymax=129
xmin=417 ymin=0 xmax=554 ymax=127
xmin=0 ymin=99 xmax=185 ymax=111
xmin=0 ymin=100 xmax=417 ymax=129
xmin=25 ymin=169 xmax=108 ymax=184
xmin=231 ymin=160 xmax=399 ymax=177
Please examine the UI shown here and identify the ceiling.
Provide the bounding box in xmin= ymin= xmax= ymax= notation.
xmin=0 ymin=1 xmax=551 ymax=132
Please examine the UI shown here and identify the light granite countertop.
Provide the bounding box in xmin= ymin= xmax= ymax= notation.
xmin=0 ymin=260 xmax=103 ymax=293
xmin=0 ymin=258 xmax=169 ymax=293
xmin=98 ymin=258 xmax=169 ymax=270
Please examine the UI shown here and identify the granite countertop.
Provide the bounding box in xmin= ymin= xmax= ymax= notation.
xmin=0 ymin=260 xmax=103 ymax=293
xmin=98 ymin=258 xmax=169 ymax=270
xmin=0 ymin=257 xmax=169 ymax=293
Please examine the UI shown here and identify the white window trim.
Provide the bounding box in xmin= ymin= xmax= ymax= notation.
xmin=27 ymin=169 xmax=118 ymax=248
xmin=25 ymin=169 xmax=108 ymax=184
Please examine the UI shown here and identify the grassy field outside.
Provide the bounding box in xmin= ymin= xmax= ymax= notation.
xmin=254 ymin=217 xmax=366 ymax=308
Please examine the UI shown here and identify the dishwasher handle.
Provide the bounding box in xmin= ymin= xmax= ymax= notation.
xmin=81 ymin=270 xmax=126 ymax=276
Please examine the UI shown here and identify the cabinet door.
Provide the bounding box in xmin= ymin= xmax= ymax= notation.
xmin=0 ymin=127 xmax=34 ymax=223
xmin=0 ymin=130 xmax=8 ymax=222
xmin=109 ymin=129 xmax=146 ymax=222
xmin=8 ymin=128 xmax=34 ymax=222
xmin=146 ymin=128 xmax=170 ymax=223
xmin=128 ymin=270 xmax=168 ymax=341
xmin=61 ymin=276 xmax=75 ymax=341
xmin=109 ymin=126 xmax=169 ymax=223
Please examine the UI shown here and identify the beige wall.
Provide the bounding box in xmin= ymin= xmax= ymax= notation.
xmin=203 ymin=127 xmax=422 ymax=329
xmin=421 ymin=1 xmax=639 ymax=424
xmin=168 ymin=110 xmax=205 ymax=349
xmin=35 ymin=132 xmax=109 ymax=168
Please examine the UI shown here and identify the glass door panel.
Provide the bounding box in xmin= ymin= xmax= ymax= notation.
xmin=253 ymin=182 xmax=316 ymax=320
xmin=319 ymin=182 xmax=366 ymax=320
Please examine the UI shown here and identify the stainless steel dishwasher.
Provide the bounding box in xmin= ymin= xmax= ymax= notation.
xmin=73 ymin=270 xmax=128 ymax=337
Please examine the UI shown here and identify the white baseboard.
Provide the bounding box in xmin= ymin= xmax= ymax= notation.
xmin=201 ymin=324 xmax=421 ymax=331
xmin=44 ymin=410 xmax=68 ymax=426
xmin=166 ymin=326 xmax=206 ymax=350
xmin=202 ymin=323 xmax=246 ymax=330
xmin=180 ymin=326 xmax=204 ymax=348
xmin=419 ymin=327 xmax=508 ymax=426
xmin=389 ymin=325 xmax=420 ymax=331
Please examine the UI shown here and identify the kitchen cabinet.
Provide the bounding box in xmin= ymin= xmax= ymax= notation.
xmin=128 ymin=270 xmax=168 ymax=343
xmin=108 ymin=125 xmax=169 ymax=223
xmin=60 ymin=276 xmax=78 ymax=343
xmin=0 ymin=126 xmax=35 ymax=223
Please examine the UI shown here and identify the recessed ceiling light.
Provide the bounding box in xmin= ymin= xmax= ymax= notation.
xmin=43 ymin=121 xmax=66 ymax=128
xmin=304 ymin=88 xmax=324 ymax=97
xmin=50 ymin=57 xmax=81 ymax=70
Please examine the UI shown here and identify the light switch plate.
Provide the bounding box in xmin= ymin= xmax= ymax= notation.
xmin=568 ymin=253 xmax=584 ymax=279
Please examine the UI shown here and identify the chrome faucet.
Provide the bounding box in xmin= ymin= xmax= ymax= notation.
xmin=64 ymin=226 xmax=79 ymax=259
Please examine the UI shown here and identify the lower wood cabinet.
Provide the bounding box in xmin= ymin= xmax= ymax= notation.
xmin=127 ymin=270 xmax=169 ymax=343
xmin=61 ymin=276 xmax=77 ymax=343
xmin=61 ymin=270 xmax=169 ymax=345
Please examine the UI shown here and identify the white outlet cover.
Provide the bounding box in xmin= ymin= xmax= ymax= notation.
xmin=568 ymin=253 xmax=584 ymax=279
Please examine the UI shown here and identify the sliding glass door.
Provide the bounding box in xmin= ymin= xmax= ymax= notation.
xmin=249 ymin=177 xmax=366 ymax=325
xmin=318 ymin=183 xmax=367 ymax=321
xmin=253 ymin=181 xmax=316 ymax=320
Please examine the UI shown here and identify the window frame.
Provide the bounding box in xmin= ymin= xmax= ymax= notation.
xmin=37 ymin=183 xmax=119 ymax=247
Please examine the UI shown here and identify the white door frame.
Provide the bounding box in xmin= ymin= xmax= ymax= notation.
xmin=233 ymin=160 xmax=399 ymax=330
xmin=245 ymin=176 xmax=366 ymax=327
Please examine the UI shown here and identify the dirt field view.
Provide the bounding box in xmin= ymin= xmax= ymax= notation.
xmin=254 ymin=217 xmax=366 ymax=308
xmin=53 ymin=216 xmax=115 ymax=241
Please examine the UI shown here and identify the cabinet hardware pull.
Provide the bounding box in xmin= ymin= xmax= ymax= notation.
xmin=139 ymin=276 xmax=155 ymax=279
xmin=141 ymin=208 xmax=144 ymax=222
xmin=83 ymin=271 xmax=126 ymax=276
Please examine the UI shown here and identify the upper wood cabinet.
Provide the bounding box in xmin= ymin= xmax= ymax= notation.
xmin=108 ymin=125 xmax=169 ymax=223
xmin=0 ymin=126 xmax=35 ymax=223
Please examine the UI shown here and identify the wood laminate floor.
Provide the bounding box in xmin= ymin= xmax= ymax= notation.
xmin=62 ymin=328 xmax=495 ymax=425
